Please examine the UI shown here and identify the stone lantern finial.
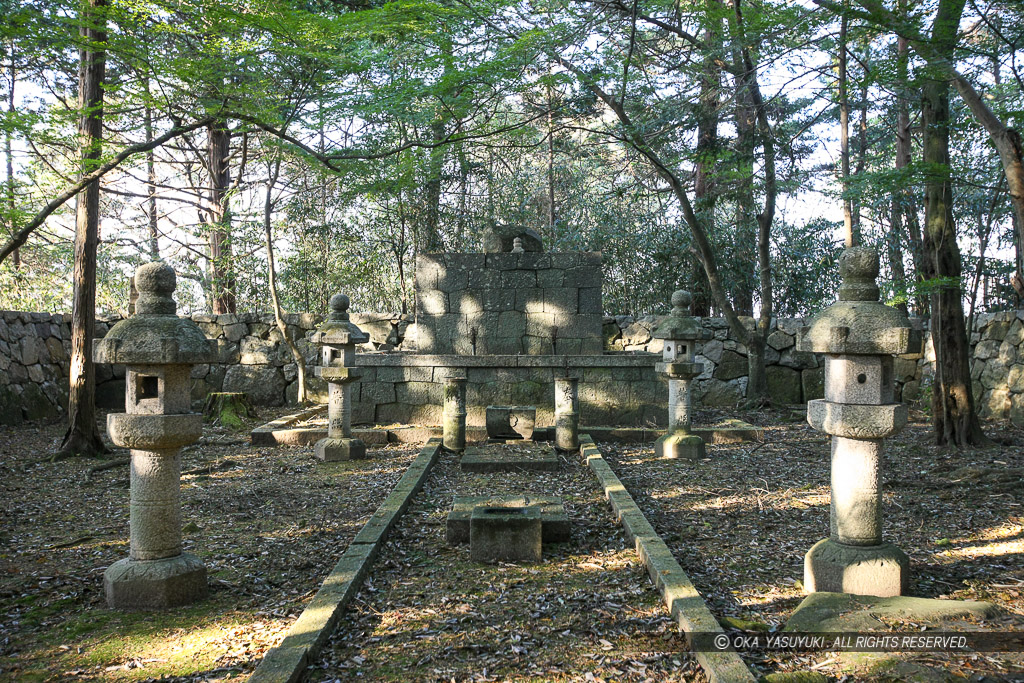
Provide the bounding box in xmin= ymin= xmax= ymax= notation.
xmin=837 ymin=245 xmax=880 ymax=302
xmin=670 ymin=289 xmax=692 ymax=313
xmin=134 ymin=261 xmax=177 ymax=315
xmin=329 ymin=293 xmax=350 ymax=321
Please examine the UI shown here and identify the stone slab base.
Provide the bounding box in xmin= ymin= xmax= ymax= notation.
xmin=460 ymin=444 xmax=559 ymax=473
xmin=804 ymin=538 xmax=909 ymax=597
xmin=470 ymin=505 xmax=542 ymax=563
xmin=315 ymin=437 xmax=366 ymax=462
xmin=654 ymin=431 xmax=705 ymax=460
xmin=785 ymin=591 xmax=1000 ymax=633
xmin=447 ymin=494 xmax=569 ymax=544
xmin=104 ymin=552 xmax=207 ymax=610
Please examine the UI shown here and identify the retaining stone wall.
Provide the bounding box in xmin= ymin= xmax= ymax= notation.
xmin=6 ymin=307 xmax=1024 ymax=426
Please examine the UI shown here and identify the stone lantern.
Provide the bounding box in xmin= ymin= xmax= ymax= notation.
xmin=93 ymin=262 xmax=216 ymax=609
xmin=798 ymin=246 xmax=921 ymax=597
xmin=652 ymin=290 xmax=710 ymax=460
xmin=312 ymin=294 xmax=369 ymax=461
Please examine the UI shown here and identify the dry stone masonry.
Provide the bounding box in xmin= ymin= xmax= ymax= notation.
xmin=312 ymin=294 xmax=369 ymax=461
xmin=93 ymin=262 xmax=216 ymax=609
xmin=799 ymin=246 xmax=921 ymax=598
xmin=652 ymin=290 xmax=710 ymax=460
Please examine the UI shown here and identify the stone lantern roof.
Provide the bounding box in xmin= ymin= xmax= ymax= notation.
xmin=94 ymin=262 xmax=215 ymax=365
xmin=311 ymin=294 xmax=370 ymax=346
xmin=652 ymin=290 xmax=704 ymax=341
xmin=799 ymin=246 xmax=921 ymax=356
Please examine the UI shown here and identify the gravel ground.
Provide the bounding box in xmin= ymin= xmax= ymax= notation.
xmin=0 ymin=411 xmax=418 ymax=682
xmin=309 ymin=446 xmax=706 ymax=683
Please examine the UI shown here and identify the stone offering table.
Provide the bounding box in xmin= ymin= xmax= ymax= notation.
xmin=798 ymin=246 xmax=921 ymax=597
xmin=312 ymin=293 xmax=370 ymax=461
xmin=652 ymin=290 xmax=711 ymax=460
xmin=446 ymin=494 xmax=569 ymax=544
xmin=93 ymin=262 xmax=216 ymax=609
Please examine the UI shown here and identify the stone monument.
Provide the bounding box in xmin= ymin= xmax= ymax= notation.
xmin=652 ymin=290 xmax=709 ymax=460
xmin=93 ymin=262 xmax=216 ymax=609
xmin=312 ymin=294 xmax=370 ymax=461
xmin=442 ymin=371 xmax=467 ymax=453
xmin=799 ymin=246 xmax=921 ymax=597
xmin=554 ymin=374 xmax=579 ymax=452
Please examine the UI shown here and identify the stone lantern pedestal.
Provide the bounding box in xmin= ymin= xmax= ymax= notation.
xmin=443 ymin=371 xmax=467 ymax=453
xmin=554 ymin=375 xmax=579 ymax=452
xmin=313 ymin=294 xmax=369 ymax=461
xmin=652 ymin=290 xmax=710 ymax=460
xmin=799 ymin=246 xmax=921 ymax=597
xmin=93 ymin=262 xmax=216 ymax=609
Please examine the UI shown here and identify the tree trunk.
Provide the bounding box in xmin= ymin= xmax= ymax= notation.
xmin=144 ymin=76 xmax=158 ymax=259
xmin=5 ymin=38 xmax=17 ymax=269
xmin=921 ymin=76 xmax=987 ymax=446
xmin=421 ymin=116 xmax=445 ymax=253
xmin=207 ymin=120 xmax=235 ymax=314
xmin=839 ymin=10 xmax=855 ymax=247
xmin=732 ymin=48 xmax=756 ymax=317
xmin=57 ymin=0 xmax=109 ymax=459
xmin=264 ymin=177 xmax=308 ymax=404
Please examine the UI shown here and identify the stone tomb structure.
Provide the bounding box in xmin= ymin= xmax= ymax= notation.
xmin=353 ymin=250 xmax=662 ymax=428
xmin=460 ymin=443 xmax=560 ymax=473
xmin=446 ymin=494 xmax=570 ymax=544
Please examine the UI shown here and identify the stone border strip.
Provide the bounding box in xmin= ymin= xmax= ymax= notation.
xmin=579 ymin=435 xmax=756 ymax=683
xmin=248 ymin=437 xmax=443 ymax=683
xmin=250 ymin=406 xmax=326 ymax=446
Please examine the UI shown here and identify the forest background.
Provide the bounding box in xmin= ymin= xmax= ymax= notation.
xmin=0 ymin=0 xmax=1022 ymax=452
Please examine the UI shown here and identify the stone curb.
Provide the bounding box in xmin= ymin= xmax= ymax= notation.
xmin=248 ymin=438 xmax=443 ymax=683
xmin=250 ymin=406 xmax=326 ymax=445
xmin=579 ymin=435 xmax=756 ymax=683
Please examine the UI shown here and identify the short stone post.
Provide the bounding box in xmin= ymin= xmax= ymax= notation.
xmin=554 ymin=375 xmax=579 ymax=452
xmin=93 ymin=262 xmax=216 ymax=609
xmin=313 ymin=294 xmax=370 ymax=461
xmin=443 ymin=371 xmax=467 ymax=453
xmin=799 ymin=246 xmax=921 ymax=597
xmin=652 ymin=290 xmax=709 ymax=460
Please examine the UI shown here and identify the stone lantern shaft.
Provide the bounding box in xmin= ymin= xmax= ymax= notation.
xmin=554 ymin=375 xmax=579 ymax=452
xmin=443 ymin=372 xmax=467 ymax=453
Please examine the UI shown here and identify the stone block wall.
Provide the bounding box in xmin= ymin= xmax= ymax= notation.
xmin=968 ymin=311 xmax=1024 ymax=425
xmin=414 ymin=252 xmax=604 ymax=355
xmin=0 ymin=312 xmax=71 ymax=425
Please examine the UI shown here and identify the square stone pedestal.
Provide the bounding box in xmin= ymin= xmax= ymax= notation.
xmin=104 ymin=552 xmax=207 ymax=609
xmin=654 ymin=431 xmax=705 ymax=460
xmin=315 ymin=437 xmax=366 ymax=462
xmin=804 ymin=538 xmax=909 ymax=597
xmin=470 ymin=506 xmax=542 ymax=563
xmin=460 ymin=444 xmax=559 ymax=472
xmin=447 ymin=494 xmax=569 ymax=544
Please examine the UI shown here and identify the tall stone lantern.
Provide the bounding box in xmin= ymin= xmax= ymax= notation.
xmin=652 ymin=290 xmax=710 ymax=460
xmin=799 ymin=246 xmax=921 ymax=597
xmin=312 ymin=294 xmax=370 ymax=461
xmin=93 ymin=262 xmax=216 ymax=609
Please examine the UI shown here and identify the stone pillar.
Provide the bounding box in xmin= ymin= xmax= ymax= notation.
xmin=799 ymin=246 xmax=921 ymax=597
xmin=443 ymin=372 xmax=467 ymax=453
xmin=93 ymin=262 xmax=216 ymax=609
xmin=652 ymin=290 xmax=710 ymax=460
xmin=554 ymin=375 xmax=579 ymax=452
xmin=313 ymin=294 xmax=370 ymax=461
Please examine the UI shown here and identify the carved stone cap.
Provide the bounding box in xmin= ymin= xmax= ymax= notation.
xmin=652 ymin=290 xmax=705 ymax=340
xmin=93 ymin=262 xmax=216 ymax=365
xmin=312 ymin=292 xmax=370 ymax=345
xmin=799 ymin=247 xmax=921 ymax=356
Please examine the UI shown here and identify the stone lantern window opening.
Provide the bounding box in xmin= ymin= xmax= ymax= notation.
xmin=138 ymin=374 xmax=159 ymax=401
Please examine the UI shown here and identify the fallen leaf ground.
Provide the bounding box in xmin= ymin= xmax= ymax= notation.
xmin=2 ymin=407 xmax=1023 ymax=682
xmin=0 ymin=411 xmax=418 ymax=682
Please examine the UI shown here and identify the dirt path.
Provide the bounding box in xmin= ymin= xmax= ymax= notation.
xmin=308 ymin=447 xmax=705 ymax=682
